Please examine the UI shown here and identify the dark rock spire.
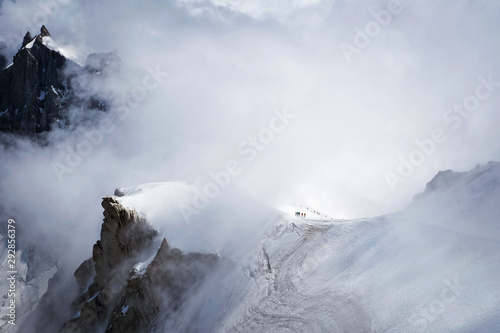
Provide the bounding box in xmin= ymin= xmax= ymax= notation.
xmin=0 ymin=27 xmax=72 ymax=135
xmin=0 ymin=26 xmax=114 ymax=137
xmin=0 ymin=41 xmax=7 ymax=69
xmin=22 ymin=31 xmax=33 ymax=47
xmin=57 ymin=197 xmax=221 ymax=333
xmin=40 ymin=25 xmax=51 ymax=37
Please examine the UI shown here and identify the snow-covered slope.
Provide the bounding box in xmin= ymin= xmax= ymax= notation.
xmin=104 ymin=162 xmax=500 ymax=332
xmin=41 ymin=36 xmax=80 ymax=63
xmin=114 ymin=182 xmax=277 ymax=257
xmin=211 ymin=162 xmax=500 ymax=332
xmin=2 ymin=162 xmax=499 ymax=332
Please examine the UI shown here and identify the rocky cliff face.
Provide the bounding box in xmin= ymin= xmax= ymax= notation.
xmin=60 ymin=197 xmax=159 ymax=333
xmin=0 ymin=26 xmax=74 ymax=134
xmin=52 ymin=197 xmax=221 ymax=333
xmin=0 ymin=26 xmax=120 ymax=136
xmin=0 ymin=41 xmax=7 ymax=70
xmin=105 ymin=239 xmax=219 ymax=333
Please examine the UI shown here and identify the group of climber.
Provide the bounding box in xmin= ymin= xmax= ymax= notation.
xmin=295 ymin=212 xmax=307 ymax=218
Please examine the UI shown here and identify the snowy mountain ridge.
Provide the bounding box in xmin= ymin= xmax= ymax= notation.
xmin=0 ymin=26 xmax=119 ymax=136
xmin=212 ymin=162 xmax=500 ymax=332
xmin=1 ymin=162 xmax=499 ymax=332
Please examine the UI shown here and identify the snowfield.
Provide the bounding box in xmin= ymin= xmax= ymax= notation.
xmin=115 ymin=181 xmax=277 ymax=257
xmin=111 ymin=163 xmax=500 ymax=332
xmin=213 ymin=214 xmax=500 ymax=332
xmin=211 ymin=163 xmax=500 ymax=332
xmin=1 ymin=163 xmax=499 ymax=332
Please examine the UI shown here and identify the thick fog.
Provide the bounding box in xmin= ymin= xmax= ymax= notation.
xmin=1 ymin=0 xmax=500 ymax=264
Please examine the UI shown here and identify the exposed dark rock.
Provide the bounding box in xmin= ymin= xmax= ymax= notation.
xmin=114 ymin=188 xmax=125 ymax=197
xmin=74 ymin=258 xmax=95 ymax=293
xmin=0 ymin=41 xmax=7 ymax=69
xmin=41 ymin=25 xmax=51 ymax=37
xmin=105 ymin=239 xmax=219 ymax=333
xmin=22 ymin=31 xmax=33 ymax=48
xmin=0 ymin=29 xmax=74 ymax=134
xmin=92 ymin=197 xmax=158 ymax=289
xmin=60 ymin=196 xmax=221 ymax=333
xmin=0 ymin=27 xmax=118 ymax=136
xmin=61 ymin=197 xmax=159 ymax=333
xmin=0 ymin=54 xmax=6 ymax=70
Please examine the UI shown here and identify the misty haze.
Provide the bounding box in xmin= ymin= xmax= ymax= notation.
xmin=0 ymin=0 xmax=499 ymax=332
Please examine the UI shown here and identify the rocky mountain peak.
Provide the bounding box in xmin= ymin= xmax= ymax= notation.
xmin=92 ymin=196 xmax=159 ymax=288
xmin=52 ymin=196 xmax=222 ymax=333
xmin=0 ymin=26 xmax=73 ymax=135
xmin=40 ymin=25 xmax=51 ymax=37
xmin=0 ymin=42 xmax=7 ymax=69
xmin=0 ymin=26 xmax=114 ymax=137
xmin=60 ymin=197 xmax=158 ymax=333
xmin=22 ymin=31 xmax=33 ymax=48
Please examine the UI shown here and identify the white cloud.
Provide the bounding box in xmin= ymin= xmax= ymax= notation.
xmin=0 ymin=0 xmax=499 ymax=263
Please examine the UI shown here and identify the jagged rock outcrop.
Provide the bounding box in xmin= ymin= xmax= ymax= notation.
xmin=0 ymin=26 xmax=119 ymax=136
xmin=22 ymin=31 xmax=33 ymax=48
xmin=74 ymin=258 xmax=95 ymax=293
xmin=40 ymin=25 xmax=51 ymax=37
xmin=113 ymin=188 xmax=125 ymax=197
xmin=0 ymin=41 xmax=7 ymax=69
xmin=0 ymin=26 xmax=74 ymax=134
xmin=61 ymin=197 xmax=158 ymax=333
xmin=106 ymin=239 xmax=219 ymax=333
xmin=61 ymin=196 xmax=220 ymax=333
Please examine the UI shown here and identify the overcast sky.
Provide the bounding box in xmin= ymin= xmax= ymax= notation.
xmin=1 ymin=0 xmax=500 ymax=261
